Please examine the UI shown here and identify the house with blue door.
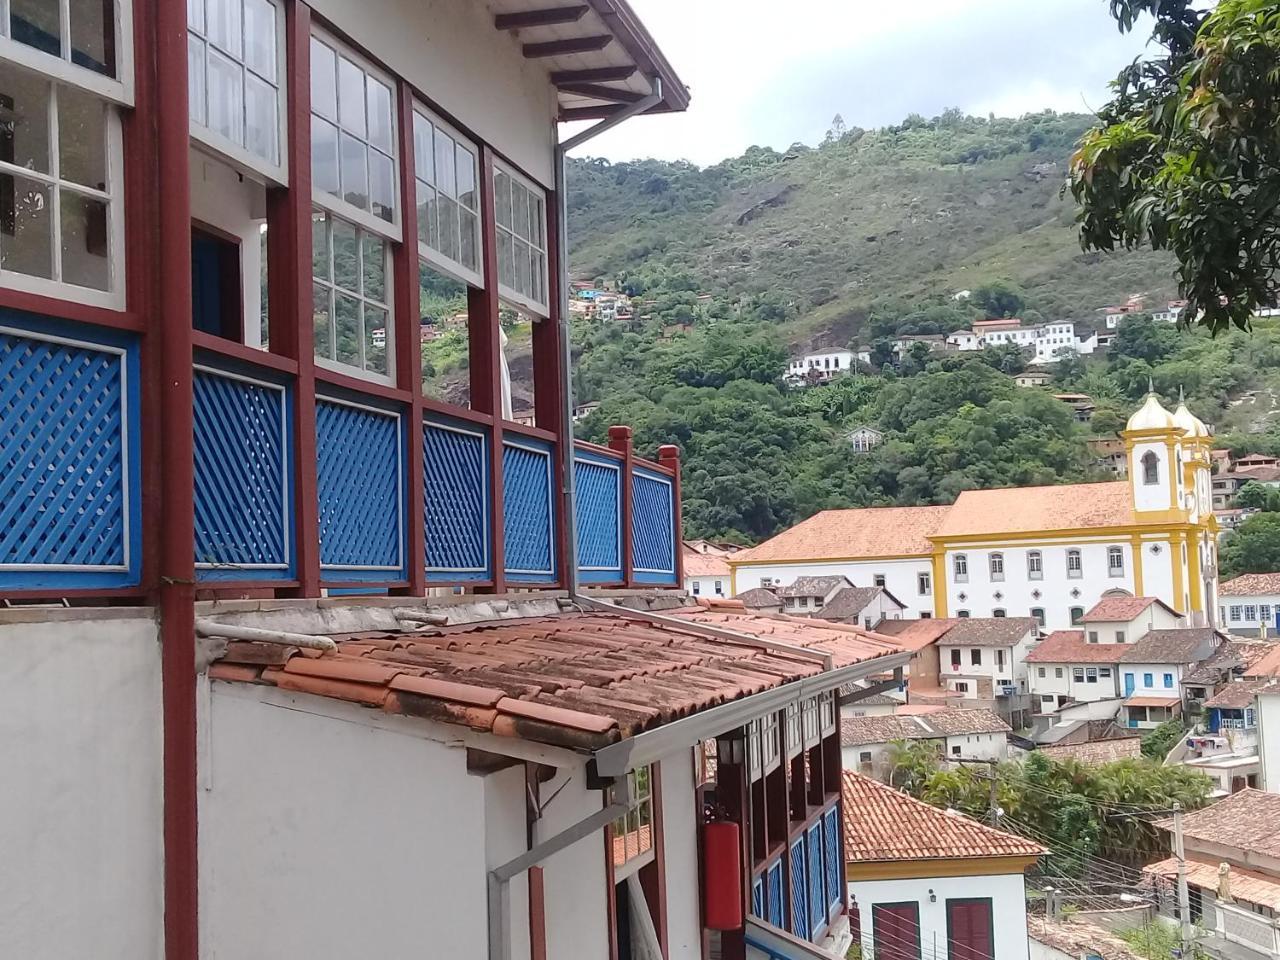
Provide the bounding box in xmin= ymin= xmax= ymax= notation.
xmin=1117 ymin=628 xmax=1221 ymax=729
xmin=840 ymin=772 xmax=1044 ymax=960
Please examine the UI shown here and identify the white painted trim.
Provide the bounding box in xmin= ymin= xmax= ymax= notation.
xmin=311 ymin=209 xmax=396 ymax=385
xmin=411 ymin=101 xmax=483 ymax=290
xmin=308 ymin=25 xmax=403 ymax=243
xmin=573 ymin=454 xmax=622 ymax=571
xmin=0 ymin=34 xmax=133 ymax=107
xmin=0 ymin=323 xmax=130 ymax=572
xmin=502 ymin=437 xmax=555 ymax=577
xmin=315 ymin=392 xmax=405 ymax=573
xmin=493 ymin=157 xmax=549 ymax=318
xmin=423 ymin=418 xmax=490 ymax=574
xmin=193 ymin=363 xmax=291 ymax=570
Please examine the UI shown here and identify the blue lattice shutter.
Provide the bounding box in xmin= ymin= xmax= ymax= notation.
xmin=573 ymin=453 xmax=621 ymax=582
xmin=423 ymin=420 xmax=488 ymax=580
xmin=808 ymin=822 xmax=825 ymax=935
xmin=824 ymin=807 xmax=842 ymax=911
xmin=766 ymin=858 xmax=784 ymax=928
xmin=751 ymin=876 xmax=764 ymax=919
xmin=316 ymin=399 xmax=402 ymax=576
xmin=631 ymin=470 xmax=675 ymax=581
xmin=502 ymin=440 xmax=554 ymax=580
xmin=789 ymin=836 xmax=809 ymax=940
xmin=193 ymin=367 xmax=290 ymax=578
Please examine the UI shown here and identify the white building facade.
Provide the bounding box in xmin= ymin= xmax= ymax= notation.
xmin=1220 ymin=574 xmax=1280 ymax=637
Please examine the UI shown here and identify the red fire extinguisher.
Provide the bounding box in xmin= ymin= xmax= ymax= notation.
xmin=703 ymin=818 xmax=743 ymax=930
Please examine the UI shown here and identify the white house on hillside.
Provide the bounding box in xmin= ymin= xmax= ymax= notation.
xmin=938 ymin=617 xmax=1039 ymax=701
xmin=841 ymin=709 xmax=1012 ymax=781
xmin=1220 ymin=574 xmax=1280 ymax=636
xmin=786 ymin=349 xmax=855 ymax=384
xmin=842 ymin=772 xmax=1044 ymax=960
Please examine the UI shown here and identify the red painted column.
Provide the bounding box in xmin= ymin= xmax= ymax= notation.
xmin=154 ymin=0 xmax=198 ymax=954
xmin=393 ymin=83 xmax=426 ymax=595
xmin=533 ymin=192 xmax=569 ymax=587
xmin=609 ymin=425 xmax=635 ymax=587
xmin=472 ymin=147 xmax=505 ymax=593
xmin=659 ymin=444 xmax=683 ymax=587
xmin=267 ymin=0 xmax=320 ymax=596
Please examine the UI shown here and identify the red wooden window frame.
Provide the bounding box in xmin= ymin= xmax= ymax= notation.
xmin=946 ymin=897 xmax=994 ymax=960
xmin=872 ymin=902 xmax=921 ymax=960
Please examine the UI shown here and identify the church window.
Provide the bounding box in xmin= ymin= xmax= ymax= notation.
xmin=1142 ymin=451 xmax=1160 ymax=486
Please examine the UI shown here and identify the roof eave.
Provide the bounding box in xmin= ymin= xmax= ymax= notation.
xmin=591 ymin=649 xmax=912 ymax=778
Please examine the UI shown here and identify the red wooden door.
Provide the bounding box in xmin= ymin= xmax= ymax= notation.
xmin=947 ymin=898 xmax=994 ymax=960
xmin=872 ymin=903 xmax=920 ymax=960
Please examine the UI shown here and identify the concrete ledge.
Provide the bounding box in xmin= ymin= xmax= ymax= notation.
xmin=0 ymin=606 xmax=158 ymax=624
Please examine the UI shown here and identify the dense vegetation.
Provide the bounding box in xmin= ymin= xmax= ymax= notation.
xmin=887 ymin=742 xmax=1211 ymax=868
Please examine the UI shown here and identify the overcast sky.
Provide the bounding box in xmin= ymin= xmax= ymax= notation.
xmin=565 ymin=0 xmax=1155 ymax=166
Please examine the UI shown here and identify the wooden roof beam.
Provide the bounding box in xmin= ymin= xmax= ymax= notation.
xmin=551 ymin=65 xmax=636 ymax=84
xmin=557 ymin=82 xmax=645 ymax=103
xmin=495 ymin=5 xmax=589 ymax=30
xmin=523 ymin=35 xmax=612 ymax=58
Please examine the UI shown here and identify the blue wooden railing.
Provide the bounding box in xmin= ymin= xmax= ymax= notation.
xmin=0 ymin=313 xmax=680 ymax=594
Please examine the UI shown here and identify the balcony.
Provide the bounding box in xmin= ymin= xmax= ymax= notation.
xmin=0 ymin=319 xmax=680 ymax=597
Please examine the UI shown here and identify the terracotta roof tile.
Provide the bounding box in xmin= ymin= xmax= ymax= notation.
xmin=1154 ymin=789 xmax=1280 ymax=857
xmin=1025 ymin=631 xmax=1125 ymax=664
xmin=1203 ymin=678 xmax=1274 ymax=709
xmin=1122 ymin=695 xmax=1180 ymax=708
xmin=1028 ymin=917 xmax=1143 ymax=960
xmin=1037 ymin=737 xmax=1142 ymax=765
xmin=871 ymin=618 xmax=957 ymax=651
xmin=736 ymin=587 xmax=781 ymax=609
xmin=936 ymin=482 xmax=1132 ymax=537
xmin=936 ymin=617 xmax=1038 ymax=647
xmin=1221 ymin=573 xmax=1280 ymax=597
xmin=817 ymin=586 xmax=901 ymax=621
xmin=1184 ymin=641 xmax=1275 ymax=684
xmin=732 ymin=506 xmax=951 ymax=563
xmin=1117 ymin=628 xmax=1218 ymax=665
xmin=683 ymin=550 xmax=731 ymax=578
xmin=1082 ymin=596 xmax=1174 ymax=622
xmin=842 ymin=772 xmax=1044 ymax=862
xmin=776 ymin=576 xmax=851 ymax=598
xmin=840 ymin=708 xmax=1010 ymax=746
xmin=208 ymin=610 xmax=904 ymax=754
xmin=1146 ymin=856 xmax=1280 ymax=911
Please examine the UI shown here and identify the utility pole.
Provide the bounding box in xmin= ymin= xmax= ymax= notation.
xmin=1173 ymin=802 xmax=1193 ymax=954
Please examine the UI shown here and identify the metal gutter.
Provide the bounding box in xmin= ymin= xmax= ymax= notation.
xmin=590 ymin=652 xmax=912 ymax=779
xmin=555 ymin=77 xmax=663 ymax=597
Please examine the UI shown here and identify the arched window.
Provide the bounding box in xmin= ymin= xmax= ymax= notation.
xmin=1108 ymin=546 xmax=1125 ymax=577
xmin=1142 ymin=451 xmax=1160 ymax=486
xmin=1066 ymin=549 xmax=1082 ymax=578
xmin=954 ymin=554 xmax=968 ymax=581
xmin=989 ymin=553 xmax=1004 ymax=581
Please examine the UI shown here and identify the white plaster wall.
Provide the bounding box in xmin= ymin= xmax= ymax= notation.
xmin=1028 ymin=662 xmax=1120 ymax=708
xmin=843 ymin=701 xmax=897 ymax=718
xmin=863 ymin=592 xmax=906 ymax=626
xmin=941 ymin=644 xmax=1026 ymax=691
xmin=945 ymin=542 xmax=1135 ymax=631
xmin=1222 ymin=592 xmax=1280 ymax=635
xmin=944 ymin=732 xmax=1007 ymax=762
xmin=201 ymin=687 xmax=506 ymax=959
xmin=1256 ymin=692 xmax=1280 ymax=792
xmin=685 ymin=574 xmax=728 ymax=598
xmin=1140 ymin=541 xmax=1177 ymax=613
xmin=189 ymin=150 xmax=265 ymax=344
xmin=660 ymin=751 xmax=702 ymax=959
xmin=851 ymin=872 xmax=1030 ymax=960
xmin=0 ymin=612 xmax=163 ymax=960
xmin=1132 ymin=439 xmax=1173 ymax=513
xmin=538 ymin=768 xmax=613 ymax=960
xmin=1120 ymin=663 xmax=1183 ymax=698
xmin=310 ymin=0 xmax=557 ymax=186
xmin=735 ymin=559 xmax=931 ymax=617
xmin=488 ymin=764 xmax=533 ymax=960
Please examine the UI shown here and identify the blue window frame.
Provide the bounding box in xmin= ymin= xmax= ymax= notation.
xmin=1163 ymin=673 xmax=1174 ymax=688
xmin=1144 ymin=673 xmax=1154 ymax=687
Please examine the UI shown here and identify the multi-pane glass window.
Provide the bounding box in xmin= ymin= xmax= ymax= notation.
xmin=0 ymin=61 xmax=119 ymax=302
xmin=1245 ymin=605 xmax=1258 ymax=622
xmin=493 ymin=161 xmax=547 ymax=315
xmin=412 ymin=106 xmax=479 ymax=285
xmin=5 ymin=0 xmax=119 ymax=79
xmin=310 ymin=33 xmax=396 ymax=226
xmin=1027 ymin=550 xmax=1043 ymax=579
xmin=188 ymin=0 xmax=283 ymax=173
xmin=1108 ymin=546 xmax=1125 ymax=576
xmin=953 ymin=553 xmax=967 ymax=581
xmin=989 ymin=552 xmax=1004 ymax=580
xmin=1066 ymin=549 xmax=1082 ymax=578
xmin=611 ymin=765 xmax=654 ymax=877
xmin=311 ymin=209 xmax=390 ymax=377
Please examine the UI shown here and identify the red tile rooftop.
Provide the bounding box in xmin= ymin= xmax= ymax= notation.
xmin=208 ymin=608 xmax=906 ymax=754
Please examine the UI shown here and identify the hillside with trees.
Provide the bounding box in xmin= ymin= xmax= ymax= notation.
xmin=444 ymin=110 xmax=1280 ymax=545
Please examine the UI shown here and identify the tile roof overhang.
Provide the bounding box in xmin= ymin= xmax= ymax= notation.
xmin=486 ymin=0 xmax=690 ymax=121
xmin=1123 ymin=695 xmax=1181 ymax=708
xmin=207 ymin=608 xmax=910 ymax=777
xmin=1080 ymin=596 xmax=1171 ymax=623
xmin=1146 ymin=856 xmax=1280 ymax=911
xmin=841 ymin=772 xmax=1045 ymax=864
xmin=1203 ymin=679 xmax=1274 ymax=709
xmin=1025 ymin=631 xmax=1125 ymax=664
xmin=1221 ymin=573 xmax=1280 ymax=597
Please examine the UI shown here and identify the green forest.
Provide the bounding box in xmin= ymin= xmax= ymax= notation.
xmin=555 ymin=111 xmax=1280 ymax=546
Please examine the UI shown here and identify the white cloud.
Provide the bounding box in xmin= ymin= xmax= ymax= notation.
xmin=565 ymin=0 xmax=1154 ymax=166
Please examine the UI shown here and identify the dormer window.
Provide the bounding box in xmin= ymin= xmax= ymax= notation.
xmin=1142 ymin=451 xmax=1160 ymax=486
